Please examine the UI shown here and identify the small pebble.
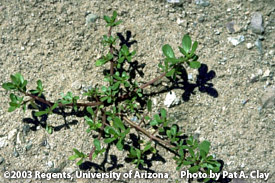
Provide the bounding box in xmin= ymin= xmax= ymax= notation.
xmin=262 ymin=69 xmax=270 ymax=78
xmin=71 ymin=80 xmax=82 ymax=90
xmin=13 ymin=148 xmax=19 ymax=157
xmin=8 ymin=129 xmax=17 ymax=140
xmin=195 ymin=0 xmax=210 ymax=7
xmin=228 ymin=35 xmax=245 ymax=46
xmin=250 ymin=12 xmax=264 ymax=34
xmin=167 ymin=0 xmax=183 ymax=3
xmin=164 ymin=91 xmax=180 ymax=108
xmin=188 ymin=73 xmax=193 ymax=80
xmin=131 ymin=116 xmax=138 ymax=123
xmin=47 ymin=161 xmax=54 ymax=168
xmin=0 ymin=156 xmax=4 ymax=164
xmin=255 ymin=39 xmax=263 ymax=53
xmin=0 ymin=137 xmax=8 ymax=148
xmin=23 ymin=124 xmax=31 ymax=136
xmin=226 ymin=21 xmax=241 ymax=33
xmin=260 ymin=87 xmax=275 ymax=108
xmin=257 ymin=69 xmax=263 ymax=76
xmin=85 ymin=14 xmax=98 ymax=26
xmin=198 ymin=16 xmax=205 ymax=23
xmin=25 ymin=142 xmax=33 ymax=151
xmin=246 ymin=43 xmax=253 ymax=49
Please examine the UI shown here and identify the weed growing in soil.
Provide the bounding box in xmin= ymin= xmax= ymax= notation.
xmin=2 ymin=11 xmax=221 ymax=182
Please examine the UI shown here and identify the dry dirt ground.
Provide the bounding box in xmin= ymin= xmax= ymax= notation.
xmin=0 ymin=0 xmax=274 ymax=183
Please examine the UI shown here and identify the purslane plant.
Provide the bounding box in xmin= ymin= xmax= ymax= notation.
xmin=2 ymin=11 xmax=221 ymax=182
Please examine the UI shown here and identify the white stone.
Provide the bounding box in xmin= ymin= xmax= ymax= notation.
xmin=8 ymin=129 xmax=17 ymax=140
xmin=246 ymin=43 xmax=253 ymax=49
xmin=164 ymin=91 xmax=180 ymax=108
xmin=176 ymin=18 xmax=184 ymax=25
xmin=47 ymin=161 xmax=54 ymax=168
xmin=228 ymin=35 xmax=245 ymax=46
xmin=257 ymin=69 xmax=263 ymax=76
xmin=152 ymin=98 xmax=157 ymax=106
xmin=71 ymin=80 xmax=82 ymax=90
xmin=263 ymin=69 xmax=270 ymax=78
xmin=16 ymin=132 xmax=22 ymax=144
xmin=188 ymin=73 xmax=193 ymax=80
xmin=0 ymin=137 xmax=8 ymax=148
xmin=167 ymin=0 xmax=183 ymax=3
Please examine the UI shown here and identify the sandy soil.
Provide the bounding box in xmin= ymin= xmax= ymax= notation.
xmin=0 ymin=0 xmax=274 ymax=183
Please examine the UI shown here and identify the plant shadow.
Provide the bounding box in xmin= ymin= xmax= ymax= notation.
xmin=144 ymin=63 xmax=218 ymax=104
xmin=22 ymin=94 xmax=86 ymax=132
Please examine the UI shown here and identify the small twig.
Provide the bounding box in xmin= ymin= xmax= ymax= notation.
xmin=123 ymin=117 xmax=174 ymax=148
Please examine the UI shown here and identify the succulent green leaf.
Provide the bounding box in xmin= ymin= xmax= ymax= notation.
xmin=15 ymin=73 xmax=24 ymax=85
xmin=104 ymin=126 xmax=118 ymax=136
xmin=101 ymin=86 xmax=107 ymax=93
xmin=131 ymin=50 xmax=136 ymax=57
xmin=46 ymin=125 xmax=53 ymax=134
xmin=112 ymin=11 xmax=118 ymax=20
xmin=166 ymin=69 xmax=175 ymax=77
xmin=111 ymin=82 xmax=120 ymax=91
xmin=160 ymin=108 xmax=166 ymax=118
xmin=190 ymin=41 xmax=198 ymax=55
xmin=199 ymin=141 xmax=210 ymax=155
xmin=10 ymin=93 xmax=17 ymax=102
xmin=51 ymin=102 xmax=59 ymax=111
xmin=171 ymin=125 xmax=177 ymax=135
xmin=68 ymin=154 xmax=78 ymax=160
xmin=2 ymin=82 xmax=16 ymax=90
xmin=150 ymin=120 xmax=158 ymax=126
xmin=11 ymin=75 xmax=19 ymax=86
xmin=8 ymin=106 xmax=17 ymax=112
xmin=118 ymin=57 xmax=125 ymax=63
xmin=179 ymin=46 xmax=187 ymax=56
xmin=73 ymin=148 xmax=82 ymax=157
xmin=136 ymin=148 xmax=141 ymax=159
xmin=189 ymin=148 xmax=195 ymax=158
xmin=113 ymin=117 xmax=125 ymax=131
xmin=21 ymin=80 xmax=27 ymax=91
xmin=189 ymin=165 xmax=200 ymax=173
xmin=37 ymin=80 xmax=42 ymax=89
xmin=87 ymin=107 xmax=94 ymax=116
xmin=189 ymin=61 xmax=201 ymax=69
xmin=100 ymin=96 xmax=108 ymax=102
xmin=76 ymin=159 xmax=84 ymax=166
xmin=147 ymin=99 xmax=152 ymax=112
xmin=183 ymin=161 xmax=194 ymax=165
xmin=116 ymin=139 xmax=123 ymax=151
xmin=143 ymin=143 xmax=152 ymax=153
xmin=35 ymin=110 xmax=49 ymax=117
xmin=95 ymin=59 xmax=107 ymax=67
xmin=182 ymin=34 xmax=192 ymax=53
xmin=104 ymin=137 xmax=116 ymax=144
xmin=162 ymin=44 xmax=175 ymax=58
xmin=94 ymin=139 xmax=101 ymax=151
xmin=103 ymin=15 xmax=111 ymax=23
xmin=30 ymin=90 xmax=39 ymax=94
xmin=114 ymin=20 xmax=122 ymax=26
